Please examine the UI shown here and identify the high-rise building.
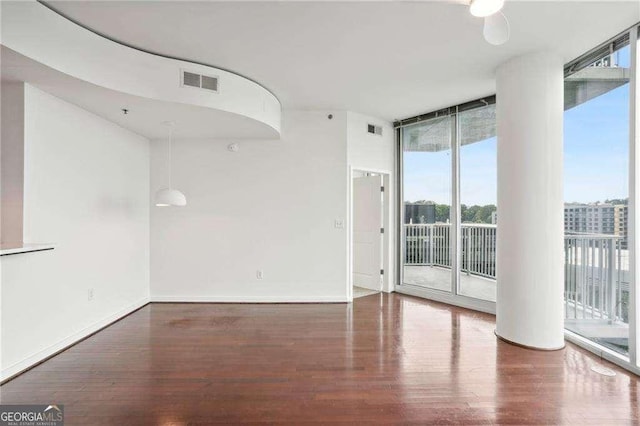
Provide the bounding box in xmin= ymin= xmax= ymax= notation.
xmin=564 ymin=203 xmax=628 ymax=248
xmin=615 ymin=204 xmax=629 ymax=249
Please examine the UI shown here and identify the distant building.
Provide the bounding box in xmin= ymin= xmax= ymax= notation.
xmin=614 ymin=204 xmax=628 ymax=249
xmin=564 ymin=203 xmax=614 ymax=234
xmin=491 ymin=211 xmax=497 ymax=225
xmin=564 ymin=203 xmax=628 ymax=248
xmin=405 ymin=202 xmax=436 ymax=224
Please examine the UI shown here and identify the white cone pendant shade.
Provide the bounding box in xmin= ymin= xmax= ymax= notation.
xmin=470 ymin=0 xmax=504 ymax=17
xmin=155 ymin=188 xmax=187 ymax=207
xmin=483 ymin=12 xmax=510 ymax=45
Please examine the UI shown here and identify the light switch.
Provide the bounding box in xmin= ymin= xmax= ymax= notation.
xmin=334 ymin=219 xmax=344 ymax=229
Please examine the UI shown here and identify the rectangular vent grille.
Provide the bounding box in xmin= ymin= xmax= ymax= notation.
xmin=183 ymin=71 xmax=201 ymax=88
xmin=181 ymin=70 xmax=219 ymax=93
xmin=201 ymin=75 xmax=218 ymax=91
xmin=367 ymin=124 xmax=383 ymax=136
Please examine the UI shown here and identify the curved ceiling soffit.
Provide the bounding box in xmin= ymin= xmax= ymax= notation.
xmin=1 ymin=1 xmax=282 ymax=138
xmin=37 ymin=0 xmax=280 ymax=103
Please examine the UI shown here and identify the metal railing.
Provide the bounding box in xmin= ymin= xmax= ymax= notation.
xmin=404 ymin=223 xmax=451 ymax=267
xmin=461 ymin=224 xmax=496 ymax=279
xmin=404 ymin=223 xmax=628 ymax=323
xmin=404 ymin=223 xmax=495 ymax=279
xmin=564 ymin=233 xmax=627 ymax=323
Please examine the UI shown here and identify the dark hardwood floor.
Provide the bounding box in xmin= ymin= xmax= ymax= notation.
xmin=1 ymin=293 xmax=638 ymax=425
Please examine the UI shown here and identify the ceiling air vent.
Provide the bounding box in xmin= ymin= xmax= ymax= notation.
xmin=181 ymin=70 xmax=219 ymax=93
xmin=201 ymin=75 xmax=218 ymax=91
xmin=367 ymin=124 xmax=383 ymax=136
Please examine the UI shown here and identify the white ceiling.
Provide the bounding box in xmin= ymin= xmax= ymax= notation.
xmin=37 ymin=1 xmax=640 ymax=121
xmin=1 ymin=47 xmax=278 ymax=139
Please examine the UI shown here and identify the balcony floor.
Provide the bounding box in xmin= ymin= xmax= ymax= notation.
xmin=403 ymin=265 xmax=496 ymax=302
xmin=565 ymin=318 xmax=629 ymax=338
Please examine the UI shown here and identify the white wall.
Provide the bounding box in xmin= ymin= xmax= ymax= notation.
xmin=1 ymin=83 xmax=25 ymax=244
xmin=346 ymin=112 xmax=396 ymax=292
xmin=1 ymin=85 xmax=150 ymax=380
xmin=151 ymin=111 xmax=349 ymax=302
xmin=347 ymin=112 xmax=394 ymax=174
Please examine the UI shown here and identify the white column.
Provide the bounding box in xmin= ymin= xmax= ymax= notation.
xmin=496 ymin=51 xmax=565 ymax=350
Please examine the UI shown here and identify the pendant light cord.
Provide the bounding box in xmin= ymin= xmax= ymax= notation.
xmin=168 ymin=125 xmax=174 ymax=189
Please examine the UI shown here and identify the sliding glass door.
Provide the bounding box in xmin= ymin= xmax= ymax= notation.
xmin=398 ymin=100 xmax=497 ymax=310
xmin=402 ymin=116 xmax=453 ymax=293
xmin=458 ymin=105 xmax=497 ymax=303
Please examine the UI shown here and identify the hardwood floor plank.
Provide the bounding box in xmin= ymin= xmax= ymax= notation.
xmin=1 ymin=293 xmax=638 ymax=424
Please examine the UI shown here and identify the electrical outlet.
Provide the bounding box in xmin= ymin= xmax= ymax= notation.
xmin=256 ymin=270 xmax=264 ymax=280
xmin=88 ymin=288 xmax=94 ymax=301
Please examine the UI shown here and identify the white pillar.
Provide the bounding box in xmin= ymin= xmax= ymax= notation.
xmin=496 ymin=51 xmax=565 ymax=350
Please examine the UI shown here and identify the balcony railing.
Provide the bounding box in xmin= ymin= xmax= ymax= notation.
xmin=564 ymin=233 xmax=627 ymax=323
xmin=404 ymin=223 xmax=495 ymax=278
xmin=404 ymin=224 xmax=628 ymax=323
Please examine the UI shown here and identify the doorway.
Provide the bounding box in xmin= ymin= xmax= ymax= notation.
xmin=351 ymin=170 xmax=387 ymax=299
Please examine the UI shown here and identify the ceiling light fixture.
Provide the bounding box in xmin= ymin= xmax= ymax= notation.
xmin=483 ymin=11 xmax=510 ymax=46
xmin=155 ymin=121 xmax=187 ymax=207
xmin=469 ymin=0 xmax=504 ymax=17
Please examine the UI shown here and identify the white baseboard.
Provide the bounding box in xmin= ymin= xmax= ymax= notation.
xmin=151 ymin=295 xmax=349 ymax=303
xmin=1 ymin=296 xmax=150 ymax=383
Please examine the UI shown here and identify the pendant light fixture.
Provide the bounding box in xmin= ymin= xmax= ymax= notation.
xmin=468 ymin=0 xmax=510 ymax=46
xmin=155 ymin=121 xmax=187 ymax=207
xmin=483 ymin=11 xmax=510 ymax=46
xmin=469 ymin=0 xmax=504 ymax=18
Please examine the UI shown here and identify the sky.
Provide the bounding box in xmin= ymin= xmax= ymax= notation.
xmin=403 ymin=45 xmax=631 ymax=207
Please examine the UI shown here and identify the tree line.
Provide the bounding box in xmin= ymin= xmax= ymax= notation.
xmin=412 ymin=201 xmax=497 ymax=224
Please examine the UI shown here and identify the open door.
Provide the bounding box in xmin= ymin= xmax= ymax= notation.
xmin=353 ymin=175 xmax=383 ymax=291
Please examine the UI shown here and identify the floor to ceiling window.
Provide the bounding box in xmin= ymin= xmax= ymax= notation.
xmin=397 ymin=25 xmax=639 ymax=375
xmin=398 ymin=98 xmax=496 ymax=310
xmin=564 ymin=39 xmax=632 ymax=360
xmin=402 ymin=116 xmax=453 ymax=293
xmin=458 ymin=105 xmax=497 ymax=303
